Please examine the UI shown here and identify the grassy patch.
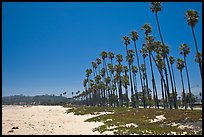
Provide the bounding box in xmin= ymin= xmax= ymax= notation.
xmin=64 ymin=106 xmax=202 ymax=135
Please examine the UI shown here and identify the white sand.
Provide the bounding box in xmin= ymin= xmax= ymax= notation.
xmin=2 ymin=105 xmax=114 ymax=135
xmin=149 ymin=114 xmax=166 ymax=123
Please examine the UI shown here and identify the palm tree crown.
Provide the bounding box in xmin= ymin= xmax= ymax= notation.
xmin=150 ymin=2 xmax=162 ymax=13
xmin=141 ymin=23 xmax=152 ymax=36
xmin=179 ymin=43 xmax=190 ymax=57
xmin=116 ymin=54 xmax=123 ymax=63
xmin=169 ymin=56 xmax=175 ymax=65
xmin=130 ymin=31 xmax=139 ymax=42
xmin=185 ymin=10 xmax=199 ymax=28
xmin=176 ymin=58 xmax=185 ymax=71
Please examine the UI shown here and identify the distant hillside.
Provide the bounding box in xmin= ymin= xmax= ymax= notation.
xmin=2 ymin=94 xmax=73 ymax=105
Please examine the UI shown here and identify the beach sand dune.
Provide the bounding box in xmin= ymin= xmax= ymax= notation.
xmin=2 ymin=105 xmax=113 ymax=135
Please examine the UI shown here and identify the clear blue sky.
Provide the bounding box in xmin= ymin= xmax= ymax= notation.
xmin=2 ymin=2 xmax=202 ymax=98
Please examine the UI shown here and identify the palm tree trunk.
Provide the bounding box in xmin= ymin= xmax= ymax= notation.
xmin=118 ymin=63 xmax=123 ymax=107
xmin=133 ymin=41 xmax=145 ymax=108
xmin=143 ymin=57 xmax=150 ymax=108
xmin=166 ymin=56 xmax=177 ymax=109
xmin=180 ymin=70 xmax=186 ymax=110
xmin=191 ymin=27 xmax=202 ymax=79
xmin=163 ymin=58 xmax=172 ymax=109
xmin=125 ymin=45 xmax=135 ymax=108
xmin=184 ymin=56 xmax=193 ymax=110
xmin=129 ymin=64 xmax=136 ymax=108
xmin=133 ymin=74 xmax=139 ymax=108
xmin=170 ymin=64 xmax=178 ymax=109
xmin=160 ymin=70 xmax=165 ymax=109
xmin=149 ymin=52 xmax=169 ymax=109
xmin=111 ymin=60 xmax=118 ymax=107
xmin=148 ymin=52 xmax=159 ymax=109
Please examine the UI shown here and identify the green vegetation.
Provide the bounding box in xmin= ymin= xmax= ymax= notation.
xmin=65 ymin=106 xmax=202 ymax=135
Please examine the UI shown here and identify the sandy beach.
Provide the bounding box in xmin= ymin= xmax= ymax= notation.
xmin=2 ymin=105 xmax=113 ymax=135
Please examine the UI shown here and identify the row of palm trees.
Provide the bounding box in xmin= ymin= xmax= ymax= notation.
xmin=74 ymin=2 xmax=201 ymax=110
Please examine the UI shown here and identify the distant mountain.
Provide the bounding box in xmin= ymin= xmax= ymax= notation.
xmin=2 ymin=94 xmax=73 ymax=105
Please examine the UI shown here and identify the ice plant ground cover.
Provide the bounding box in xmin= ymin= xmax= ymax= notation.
xmin=64 ymin=105 xmax=202 ymax=135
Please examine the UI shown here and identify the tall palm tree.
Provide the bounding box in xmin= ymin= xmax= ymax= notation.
xmin=150 ymin=2 xmax=175 ymax=109
xmin=86 ymin=69 xmax=92 ymax=106
xmin=92 ymin=61 xmax=98 ymax=76
xmin=123 ymin=36 xmax=136 ymax=108
xmin=185 ymin=10 xmax=202 ymax=79
xmin=169 ymin=56 xmax=177 ymax=109
xmin=145 ymin=36 xmax=159 ymax=108
xmin=176 ymin=58 xmax=187 ymax=109
xmin=100 ymin=51 xmax=109 ymax=77
xmin=132 ymin=65 xmax=139 ymax=108
xmin=105 ymin=76 xmax=111 ymax=106
xmin=179 ymin=43 xmax=193 ymax=110
xmin=94 ymin=74 xmax=101 ymax=106
xmin=141 ymin=23 xmax=159 ymax=108
xmin=115 ymin=54 xmax=123 ymax=107
xmin=108 ymin=52 xmax=115 ymax=107
xmin=140 ymin=63 xmax=148 ymax=108
xmin=140 ymin=45 xmax=150 ymax=108
xmin=100 ymin=68 xmax=106 ymax=106
xmin=130 ymin=31 xmax=145 ymax=108
xmin=150 ymin=2 xmax=163 ymax=42
xmin=123 ymin=66 xmax=130 ymax=107
xmin=149 ymin=44 xmax=170 ymax=109
xmin=96 ymin=58 xmax=102 ymax=106
xmin=108 ymin=63 xmax=117 ymax=107
xmin=96 ymin=58 xmax=102 ymax=74
xmin=155 ymin=54 xmax=166 ymax=109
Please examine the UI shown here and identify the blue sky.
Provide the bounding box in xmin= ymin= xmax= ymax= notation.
xmin=2 ymin=2 xmax=202 ymax=98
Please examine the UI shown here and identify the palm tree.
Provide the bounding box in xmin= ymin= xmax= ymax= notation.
xmin=145 ymin=35 xmax=159 ymax=109
xmin=86 ymin=69 xmax=92 ymax=106
xmin=140 ymin=63 xmax=148 ymax=108
xmin=123 ymin=36 xmax=136 ymax=108
xmin=179 ymin=43 xmax=193 ymax=110
xmin=108 ymin=63 xmax=116 ymax=107
xmin=158 ymin=42 xmax=174 ymax=109
xmin=130 ymin=31 xmax=145 ymax=108
xmin=108 ymin=52 xmax=114 ymax=65
xmin=176 ymin=58 xmax=187 ymax=109
xmin=195 ymin=52 xmax=202 ymax=65
xmin=169 ymin=56 xmax=178 ymax=109
xmin=108 ymin=52 xmax=115 ymax=107
xmin=122 ymin=66 xmax=130 ymax=107
xmin=132 ymin=65 xmax=139 ymax=108
xmin=96 ymin=58 xmax=102 ymax=106
xmin=115 ymin=54 xmax=123 ymax=107
xmin=100 ymin=68 xmax=106 ymax=106
xmin=185 ymin=10 xmax=202 ymax=79
xmin=150 ymin=2 xmax=163 ymax=42
xmin=155 ymin=54 xmax=166 ymax=109
xmin=105 ymin=76 xmax=111 ymax=106
xmin=94 ymin=74 xmax=102 ymax=106
xmin=141 ymin=23 xmax=152 ymax=37
xmin=100 ymin=51 xmax=109 ymax=77
xmin=151 ymin=2 xmax=176 ymax=109
xmin=92 ymin=61 xmax=98 ymax=77
xmin=96 ymin=58 xmax=102 ymax=75
xmin=140 ymin=45 xmax=150 ymax=108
